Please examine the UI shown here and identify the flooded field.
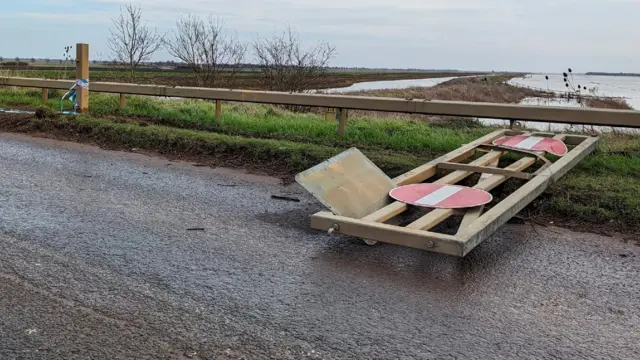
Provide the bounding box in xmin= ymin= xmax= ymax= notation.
xmin=476 ymin=97 xmax=640 ymax=133
xmin=509 ymin=74 xmax=640 ymax=109
xmin=326 ymin=75 xmax=473 ymax=93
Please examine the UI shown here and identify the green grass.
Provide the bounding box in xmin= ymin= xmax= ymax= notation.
xmin=1 ymin=89 xmax=493 ymax=156
xmin=1 ymin=88 xmax=640 ymax=231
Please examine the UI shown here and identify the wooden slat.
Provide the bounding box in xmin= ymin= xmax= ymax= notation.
xmin=457 ymin=131 xmax=531 ymax=233
xmin=311 ymin=211 xmax=465 ymax=256
xmin=458 ymin=136 xmax=600 ymax=255
xmin=438 ymin=163 xmax=534 ymax=180
xmin=363 ymin=148 xmax=504 ymax=223
xmin=3 ymin=77 xmax=640 ymax=128
xmin=406 ymin=156 xmax=537 ymax=231
xmin=458 ymin=201 xmax=485 ymax=232
xmin=393 ymin=129 xmax=508 ymax=186
xmin=456 ymin=131 xmax=535 ymax=232
xmin=41 ymin=88 xmax=48 ymax=103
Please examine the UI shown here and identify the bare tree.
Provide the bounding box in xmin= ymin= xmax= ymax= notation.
xmin=253 ymin=25 xmax=335 ymax=93
xmin=164 ymin=14 xmax=246 ymax=87
xmin=107 ymin=2 xmax=162 ymax=78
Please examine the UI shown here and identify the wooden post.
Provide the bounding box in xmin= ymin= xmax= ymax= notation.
xmin=337 ymin=108 xmax=348 ymax=135
xmin=119 ymin=93 xmax=126 ymax=109
xmin=325 ymin=108 xmax=336 ymax=121
xmin=41 ymin=88 xmax=48 ymax=103
xmin=215 ymin=100 xmax=222 ymax=121
xmin=75 ymin=43 xmax=89 ymax=113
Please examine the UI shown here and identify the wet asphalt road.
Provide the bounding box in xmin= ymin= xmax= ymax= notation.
xmin=0 ymin=133 xmax=639 ymax=360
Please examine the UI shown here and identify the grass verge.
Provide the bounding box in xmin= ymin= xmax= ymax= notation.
xmin=1 ymin=87 xmax=640 ymax=233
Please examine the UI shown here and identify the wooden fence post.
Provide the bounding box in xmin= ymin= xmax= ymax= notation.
xmin=119 ymin=93 xmax=126 ymax=109
xmin=75 ymin=43 xmax=89 ymax=113
xmin=337 ymin=108 xmax=348 ymax=135
xmin=41 ymin=88 xmax=48 ymax=103
xmin=216 ymin=100 xmax=222 ymax=121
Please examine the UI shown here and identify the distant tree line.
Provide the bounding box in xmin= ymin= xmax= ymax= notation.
xmin=105 ymin=3 xmax=336 ymax=92
xmin=585 ymin=72 xmax=640 ymax=77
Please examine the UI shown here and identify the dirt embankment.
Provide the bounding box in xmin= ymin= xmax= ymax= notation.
xmin=343 ymin=75 xmax=632 ymax=117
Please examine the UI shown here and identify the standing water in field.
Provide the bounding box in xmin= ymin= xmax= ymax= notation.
xmin=478 ymin=96 xmax=639 ymax=133
xmin=509 ymin=74 xmax=640 ymax=109
xmin=325 ymin=76 xmax=474 ymax=93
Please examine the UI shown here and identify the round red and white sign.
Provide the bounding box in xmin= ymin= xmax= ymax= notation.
xmin=493 ymin=135 xmax=568 ymax=156
xmin=389 ymin=183 xmax=493 ymax=209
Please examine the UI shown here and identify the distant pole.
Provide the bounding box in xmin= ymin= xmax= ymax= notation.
xmin=75 ymin=43 xmax=89 ymax=113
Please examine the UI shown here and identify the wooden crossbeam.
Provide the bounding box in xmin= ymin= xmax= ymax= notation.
xmin=312 ymin=212 xmax=465 ymax=256
xmin=438 ymin=163 xmax=535 ymax=180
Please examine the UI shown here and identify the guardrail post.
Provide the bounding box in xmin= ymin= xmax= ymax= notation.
xmin=119 ymin=93 xmax=126 ymax=109
xmin=41 ymin=88 xmax=48 ymax=103
xmin=216 ymin=100 xmax=222 ymax=121
xmin=325 ymin=108 xmax=336 ymax=121
xmin=337 ymin=108 xmax=348 ymax=135
xmin=75 ymin=43 xmax=89 ymax=113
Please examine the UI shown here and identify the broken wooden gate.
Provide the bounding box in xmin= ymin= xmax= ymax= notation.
xmin=296 ymin=129 xmax=599 ymax=257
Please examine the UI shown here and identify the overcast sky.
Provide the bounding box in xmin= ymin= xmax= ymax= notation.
xmin=0 ymin=0 xmax=638 ymax=72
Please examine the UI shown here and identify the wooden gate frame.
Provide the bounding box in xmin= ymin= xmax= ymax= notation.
xmin=306 ymin=129 xmax=600 ymax=257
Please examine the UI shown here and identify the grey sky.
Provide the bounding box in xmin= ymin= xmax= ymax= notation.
xmin=0 ymin=0 xmax=638 ymax=72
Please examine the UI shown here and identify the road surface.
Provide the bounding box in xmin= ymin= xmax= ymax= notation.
xmin=0 ymin=133 xmax=638 ymax=360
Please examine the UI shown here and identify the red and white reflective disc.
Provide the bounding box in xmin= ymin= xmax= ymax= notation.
xmin=493 ymin=135 xmax=568 ymax=156
xmin=389 ymin=183 xmax=493 ymax=209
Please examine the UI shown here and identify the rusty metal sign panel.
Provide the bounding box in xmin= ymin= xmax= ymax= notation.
xmin=295 ymin=148 xmax=395 ymax=219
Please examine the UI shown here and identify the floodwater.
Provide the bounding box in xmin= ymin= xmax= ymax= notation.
xmin=509 ymin=74 xmax=640 ymax=110
xmin=477 ymin=97 xmax=640 ymax=133
xmin=330 ymin=72 xmax=640 ymax=132
xmin=326 ymin=75 xmax=472 ymax=93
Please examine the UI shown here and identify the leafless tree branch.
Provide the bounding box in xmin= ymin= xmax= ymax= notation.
xmin=164 ymin=14 xmax=246 ymax=87
xmin=107 ymin=2 xmax=163 ymax=79
xmin=252 ymin=25 xmax=336 ymax=93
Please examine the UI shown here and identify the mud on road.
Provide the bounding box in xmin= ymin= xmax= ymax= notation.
xmin=0 ymin=133 xmax=639 ymax=359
